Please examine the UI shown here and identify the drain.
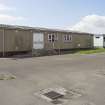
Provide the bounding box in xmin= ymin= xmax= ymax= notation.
xmin=35 ymin=87 xmax=83 ymax=105
xmin=44 ymin=91 xmax=64 ymax=100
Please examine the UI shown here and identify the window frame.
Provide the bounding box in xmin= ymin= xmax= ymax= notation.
xmin=63 ymin=34 xmax=72 ymax=42
xmin=48 ymin=33 xmax=58 ymax=43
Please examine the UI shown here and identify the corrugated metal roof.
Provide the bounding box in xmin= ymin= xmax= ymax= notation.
xmin=0 ymin=24 xmax=93 ymax=35
xmin=94 ymin=34 xmax=105 ymax=36
xmin=0 ymin=24 xmax=33 ymax=30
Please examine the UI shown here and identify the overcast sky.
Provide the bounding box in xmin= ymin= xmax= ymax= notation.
xmin=0 ymin=0 xmax=105 ymax=34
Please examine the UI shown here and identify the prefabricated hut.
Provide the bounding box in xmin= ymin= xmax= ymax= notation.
xmin=94 ymin=34 xmax=105 ymax=48
xmin=0 ymin=24 xmax=93 ymax=56
xmin=0 ymin=24 xmax=33 ymax=56
xmin=32 ymin=28 xmax=93 ymax=50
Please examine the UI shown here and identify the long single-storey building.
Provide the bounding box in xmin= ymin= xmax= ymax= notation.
xmin=0 ymin=24 xmax=94 ymax=56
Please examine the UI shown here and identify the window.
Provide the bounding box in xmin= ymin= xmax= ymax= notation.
xmin=96 ymin=36 xmax=100 ymax=39
xmin=48 ymin=34 xmax=58 ymax=42
xmin=104 ymin=37 xmax=105 ymax=42
xmin=63 ymin=34 xmax=72 ymax=42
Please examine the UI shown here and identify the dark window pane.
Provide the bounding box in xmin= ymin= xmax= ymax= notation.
xmin=64 ymin=36 xmax=66 ymax=40
xmin=96 ymin=37 xmax=100 ymax=38
xmin=104 ymin=37 xmax=105 ymax=41
xmin=49 ymin=35 xmax=51 ymax=39
xmin=67 ymin=35 xmax=69 ymax=40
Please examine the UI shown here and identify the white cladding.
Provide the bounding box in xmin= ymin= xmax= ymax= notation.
xmin=33 ymin=33 xmax=44 ymax=49
xmin=94 ymin=34 xmax=105 ymax=48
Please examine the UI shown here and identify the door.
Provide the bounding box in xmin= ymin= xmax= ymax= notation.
xmin=103 ymin=36 xmax=105 ymax=47
xmin=94 ymin=35 xmax=103 ymax=47
xmin=33 ymin=33 xmax=44 ymax=49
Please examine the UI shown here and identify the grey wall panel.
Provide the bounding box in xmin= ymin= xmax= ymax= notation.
xmin=0 ymin=29 xmax=3 ymax=52
xmin=4 ymin=29 xmax=33 ymax=52
xmin=44 ymin=32 xmax=93 ymax=49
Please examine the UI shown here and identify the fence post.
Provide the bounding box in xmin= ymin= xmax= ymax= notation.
xmin=3 ymin=29 xmax=5 ymax=57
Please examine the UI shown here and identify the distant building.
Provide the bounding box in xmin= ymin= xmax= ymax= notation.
xmin=0 ymin=24 xmax=94 ymax=57
xmin=94 ymin=34 xmax=105 ymax=48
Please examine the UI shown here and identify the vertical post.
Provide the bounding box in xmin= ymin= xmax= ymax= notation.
xmin=32 ymin=32 xmax=34 ymax=57
xmin=53 ymin=42 xmax=54 ymax=50
xmin=58 ymin=33 xmax=60 ymax=55
xmin=3 ymin=29 xmax=5 ymax=57
xmin=58 ymin=44 xmax=61 ymax=55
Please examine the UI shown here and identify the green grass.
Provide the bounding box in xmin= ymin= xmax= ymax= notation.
xmin=76 ymin=48 xmax=105 ymax=54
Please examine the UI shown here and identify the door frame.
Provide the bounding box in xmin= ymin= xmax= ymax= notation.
xmin=33 ymin=32 xmax=44 ymax=49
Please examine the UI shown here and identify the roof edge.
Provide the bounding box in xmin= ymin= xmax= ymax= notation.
xmin=0 ymin=24 xmax=93 ymax=35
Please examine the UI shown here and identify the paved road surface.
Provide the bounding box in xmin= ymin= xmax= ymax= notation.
xmin=0 ymin=54 xmax=105 ymax=105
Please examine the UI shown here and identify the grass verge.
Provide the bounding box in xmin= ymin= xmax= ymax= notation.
xmin=76 ymin=48 xmax=105 ymax=54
